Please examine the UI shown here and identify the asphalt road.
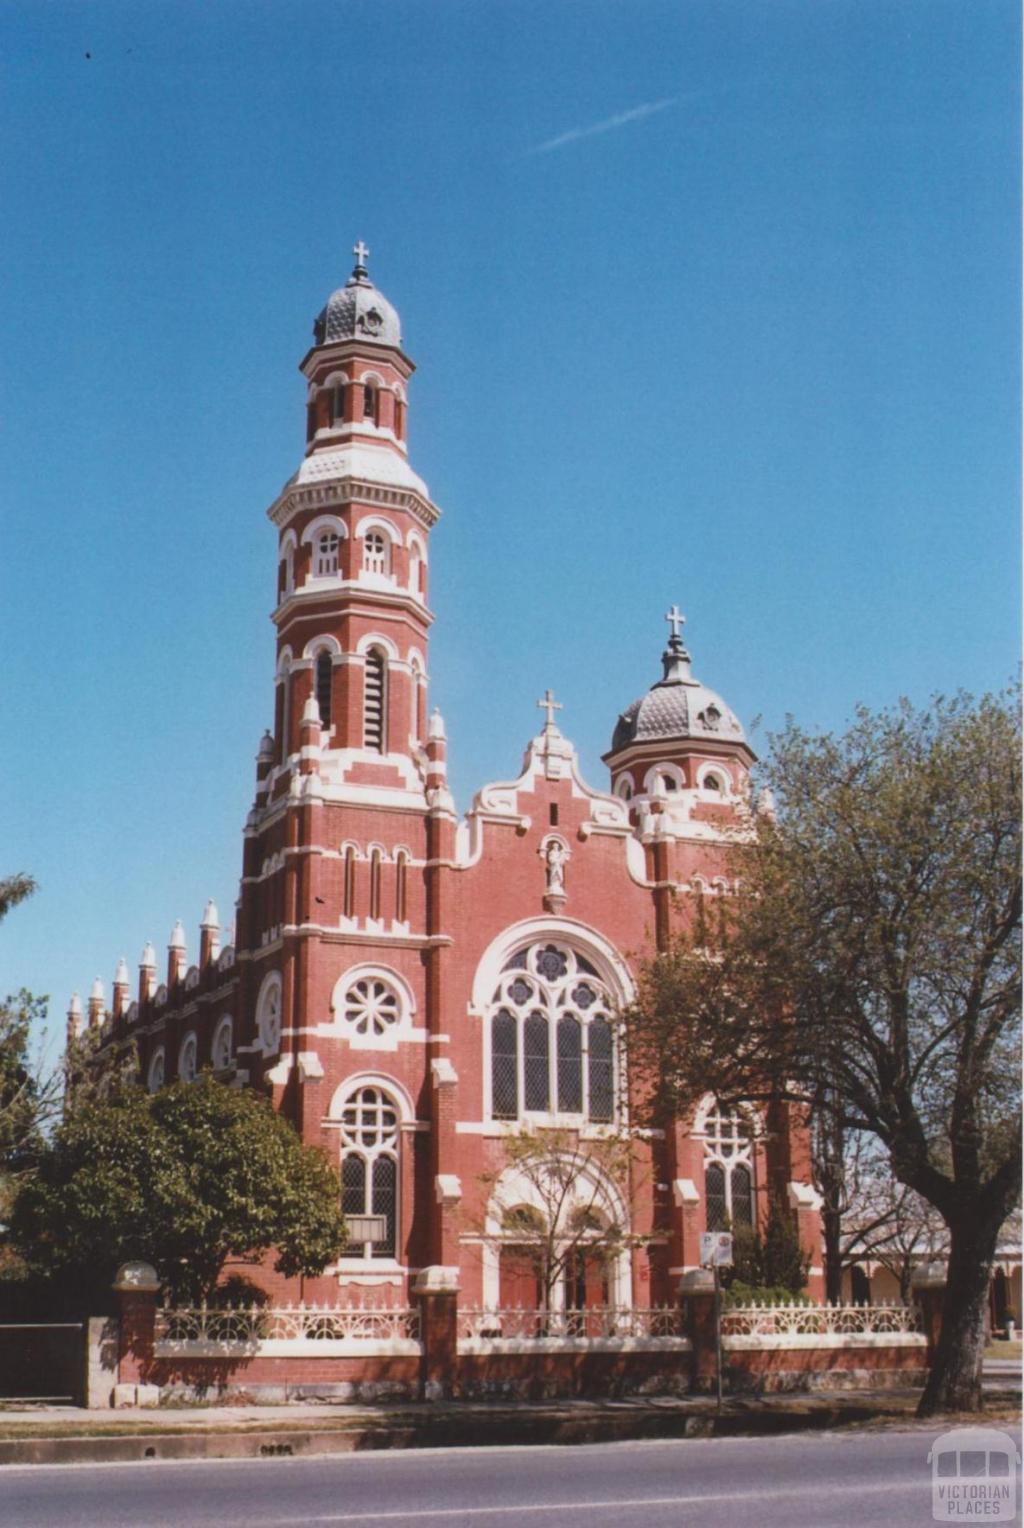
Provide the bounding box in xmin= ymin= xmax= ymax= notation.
xmin=3 ymin=1426 xmax=1018 ymax=1528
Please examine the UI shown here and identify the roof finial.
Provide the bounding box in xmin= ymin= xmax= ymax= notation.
xmin=659 ymin=603 xmax=693 ymax=684
xmin=352 ymin=239 xmax=370 ymax=277
xmin=665 ymin=604 xmax=686 ymax=641
xmin=537 ymin=688 xmax=563 ymax=731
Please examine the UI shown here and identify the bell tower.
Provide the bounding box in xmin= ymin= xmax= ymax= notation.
xmin=236 ymin=245 xmax=445 ymax=1025
xmin=266 ymin=241 xmax=441 ymax=790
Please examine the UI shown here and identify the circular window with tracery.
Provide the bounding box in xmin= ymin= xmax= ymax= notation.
xmin=343 ymin=976 xmax=400 ymax=1039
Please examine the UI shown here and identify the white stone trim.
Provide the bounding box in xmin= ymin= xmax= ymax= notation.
xmin=300 ymin=513 xmax=349 ymax=546
xmin=355 ymin=513 xmax=402 ymax=545
xmin=722 ymin=1333 xmax=927 ymax=1351
xmin=155 ymin=1338 xmax=421 ymax=1359
xmin=469 ymin=916 xmax=635 ymax=1014
xmin=326 ymin=1071 xmax=415 ymax=1125
xmin=457 ymin=1336 xmax=691 ymax=1356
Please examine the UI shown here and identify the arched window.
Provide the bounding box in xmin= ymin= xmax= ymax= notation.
xmin=488 ymin=942 xmax=617 ymax=1122
xmin=212 ymin=1015 xmax=233 ymax=1072
xmin=340 ymin=1085 xmax=399 ymax=1259
xmin=587 ymin=1015 xmax=614 ymax=1122
xmin=363 ymin=530 xmax=388 ymax=575
xmin=332 ymin=382 xmax=346 ymax=424
xmin=178 ymin=1033 xmax=198 ymax=1083
xmin=279 ymin=659 xmax=292 ymax=760
xmin=256 ymin=972 xmax=283 ymax=1056
xmin=394 ymin=399 xmax=406 ymax=440
xmin=363 ymin=648 xmax=387 ymax=752
xmin=395 ymin=852 xmax=408 ymax=923
xmin=315 ymin=531 xmax=340 ymax=577
xmin=557 ymin=1014 xmax=582 ymax=1112
xmin=523 ymin=1011 xmax=550 ymax=1112
xmin=491 ymin=1010 xmax=518 ymax=1120
xmin=362 ymin=383 xmax=377 ymax=423
xmin=343 ymin=847 xmax=356 ymax=919
xmin=368 ymin=850 xmax=382 ymax=921
xmin=702 ymin=1101 xmax=755 ymax=1231
xmin=147 ymin=1047 xmax=165 ymax=1094
xmin=315 ymin=650 xmax=333 ymax=729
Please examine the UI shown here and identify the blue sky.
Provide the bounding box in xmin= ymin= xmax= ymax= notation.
xmin=1 ymin=0 xmax=1019 ymax=1056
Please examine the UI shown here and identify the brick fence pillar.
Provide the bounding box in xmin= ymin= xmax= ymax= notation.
xmin=911 ymin=1260 xmax=947 ymax=1357
xmin=413 ymin=1265 xmax=460 ymax=1402
xmin=112 ymin=1260 xmax=161 ymax=1406
xmin=680 ymin=1268 xmax=717 ymax=1393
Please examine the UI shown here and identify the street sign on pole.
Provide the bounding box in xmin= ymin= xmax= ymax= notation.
xmin=699 ymin=1231 xmax=734 ymax=1268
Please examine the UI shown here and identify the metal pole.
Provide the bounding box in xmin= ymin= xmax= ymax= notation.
xmin=714 ymin=1263 xmax=723 ymax=1411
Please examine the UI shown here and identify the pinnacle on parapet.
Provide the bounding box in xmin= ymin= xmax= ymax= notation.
xmin=140 ymin=942 xmax=156 ymax=969
xmin=169 ymin=920 xmax=186 ymax=949
xmin=201 ymin=900 xmax=220 ymax=929
xmin=114 ymin=956 xmax=129 ymax=985
xmin=258 ymin=730 xmax=274 ymax=759
xmin=428 ymin=707 xmax=446 ymax=741
xmin=89 ymin=975 xmax=105 ymax=1003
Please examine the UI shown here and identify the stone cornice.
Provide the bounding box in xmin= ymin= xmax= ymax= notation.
xmin=267 ymin=476 xmax=440 ymax=534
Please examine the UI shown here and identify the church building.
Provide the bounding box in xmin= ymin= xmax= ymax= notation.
xmin=75 ymin=245 xmax=824 ymax=1314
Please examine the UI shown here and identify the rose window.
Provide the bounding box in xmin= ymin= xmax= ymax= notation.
xmin=343 ymin=977 xmax=400 ymax=1038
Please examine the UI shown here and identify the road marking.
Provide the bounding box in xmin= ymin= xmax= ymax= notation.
xmin=268 ymin=1478 xmax=926 ymax=1524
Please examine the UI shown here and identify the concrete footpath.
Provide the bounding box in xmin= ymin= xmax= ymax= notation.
xmin=0 ymin=1386 xmax=1020 ymax=1467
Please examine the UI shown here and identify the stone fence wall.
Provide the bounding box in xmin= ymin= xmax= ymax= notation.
xmin=102 ymin=1261 xmax=940 ymax=1407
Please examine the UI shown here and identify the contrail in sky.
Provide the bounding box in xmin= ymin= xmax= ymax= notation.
xmin=529 ymin=97 xmax=679 ymax=155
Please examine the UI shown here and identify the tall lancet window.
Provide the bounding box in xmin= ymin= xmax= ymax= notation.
xmin=702 ymin=1102 xmax=755 ymax=1232
xmin=340 ymin=1085 xmax=399 ymax=1260
xmin=363 ymin=648 xmax=387 ymax=752
xmin=315 ymin=650 xmax=333 ymax=729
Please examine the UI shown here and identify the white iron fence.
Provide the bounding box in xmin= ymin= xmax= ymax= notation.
xmin=155 ymin=1303 xmax=421 ymax=1357
xmin=720 ymin=1302 xmax=922 ymax=1338
xmin=458 ymin=1305 xmax=688 ymax=1351
xmin=720 ymin=1301 xmax=925 ymax=1351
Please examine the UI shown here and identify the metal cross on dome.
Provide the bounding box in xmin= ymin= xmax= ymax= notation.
xmin=537 ymin=689 xmax=563 ymax=729
xmin=664 ymin=604 xmax=686 ymax=640
xmin=353 ymin=239 xmax=370 ymax=270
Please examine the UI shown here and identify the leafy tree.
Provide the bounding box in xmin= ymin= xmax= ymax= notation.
xmin=0 ymin=873 xmax=35 ymax=925
xmin=624 ymin=690 xmax=1021 ymax=1415
xmin=10 ymin=1074 xmax=348 ymax=1305
xmin=726 ymin=1204 xmax=810 ymax=1298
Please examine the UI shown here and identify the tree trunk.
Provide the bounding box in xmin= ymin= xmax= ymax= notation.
xmin=821 ymin=1199 xmax=844 ymax=1304
xmin=917 ymin=1212 xmax=1000 ymax=1417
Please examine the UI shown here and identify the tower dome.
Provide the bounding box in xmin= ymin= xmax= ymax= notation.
xmin=312 ymin=241 xmax=401 ymax=350
xmin=608 ymin=608 xmax=747 ymax=755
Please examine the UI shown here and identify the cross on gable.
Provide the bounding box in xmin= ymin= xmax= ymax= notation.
xmin=353 ymin=239 xmax=370 ymax=270
xmin=537 ymin=689 xmax=563 ymax=728
xmin=665 ymin=604 xmax=686 ymax=640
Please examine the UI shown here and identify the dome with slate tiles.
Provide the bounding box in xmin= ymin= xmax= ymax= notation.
xmin=313 ymin=242 xmax=401 ymax=350
xmin=609 ymin=621 xmax=747 ymax=755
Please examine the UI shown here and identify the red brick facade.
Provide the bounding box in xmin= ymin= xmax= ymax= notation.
xmin=80 ymin=247 xmax=824 ymax=1315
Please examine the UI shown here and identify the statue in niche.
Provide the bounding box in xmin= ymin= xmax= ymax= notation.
xmin=545 ymin=840 xmax=566 ymax=895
